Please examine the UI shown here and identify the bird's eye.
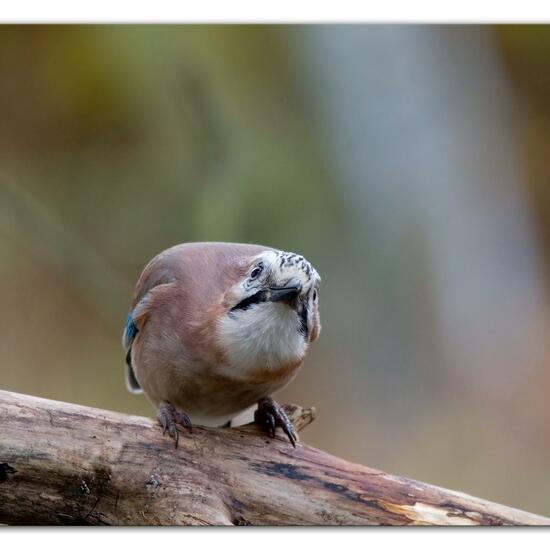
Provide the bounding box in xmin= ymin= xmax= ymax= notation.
xmin=250 ymin=265 xmax=263 ymax=280
xmin=313 ymin=290 xmax=318 ymax=301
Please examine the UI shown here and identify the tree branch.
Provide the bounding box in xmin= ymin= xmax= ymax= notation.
xmin=0 ymin=390 xmax=548 ymax=526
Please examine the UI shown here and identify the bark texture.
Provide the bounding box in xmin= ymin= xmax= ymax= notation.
xmin=0 ymin=389 xmax=548 ymax=526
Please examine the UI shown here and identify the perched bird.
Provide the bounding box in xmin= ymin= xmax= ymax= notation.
xmin=123 ymin=242 xmax=321 ymax=447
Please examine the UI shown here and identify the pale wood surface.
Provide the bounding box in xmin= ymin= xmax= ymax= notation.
xmin=0 ymin=390 xmax=548 ymax=526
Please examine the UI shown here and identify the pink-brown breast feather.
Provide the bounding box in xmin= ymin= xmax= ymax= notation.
xmin=131 ymin=242 xmax=274 ymax=367
xmin=129 ymin=242 xmax=310 ymax=418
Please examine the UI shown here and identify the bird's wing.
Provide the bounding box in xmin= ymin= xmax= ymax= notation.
xmin=123 ymin=249 xmax=180 ymax=394
xmin=122 ymin=310 xmax=142 ymax=393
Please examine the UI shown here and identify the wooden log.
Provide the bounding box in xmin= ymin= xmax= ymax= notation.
xmin=0 ymin=389 xmax=548 ymax=526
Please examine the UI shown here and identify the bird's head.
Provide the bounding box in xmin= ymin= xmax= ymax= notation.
xmin=223 ymin=249 xmax=321 ymax=344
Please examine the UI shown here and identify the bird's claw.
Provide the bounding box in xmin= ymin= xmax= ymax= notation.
xmin=156 ymin=401 xmax=192 ymax=449
xmin=254 ymin=397 xmax=298 ymax=448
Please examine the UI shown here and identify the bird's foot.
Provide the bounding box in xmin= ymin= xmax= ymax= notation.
xmin=156 ymin=401 xmax=192 ymax=448
xmin=254 ymin=397 xmax=298 ymax=448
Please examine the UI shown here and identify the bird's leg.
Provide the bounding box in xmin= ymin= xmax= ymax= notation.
xmin=254 ymin=397 xmax=298 ymax=448
xmin=156 ymin=401 xmax=192 ymax=449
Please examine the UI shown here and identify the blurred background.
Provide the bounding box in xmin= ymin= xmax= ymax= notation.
xmin=1 ymin=24 xmax=550 ymax=516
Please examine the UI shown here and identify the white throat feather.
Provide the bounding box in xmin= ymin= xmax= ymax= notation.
xmin=217 ymin=302 xmax=307 ymax=375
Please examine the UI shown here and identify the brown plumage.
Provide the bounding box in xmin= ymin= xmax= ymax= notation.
xmin=123 ymin=242 xmax=321 ymax=446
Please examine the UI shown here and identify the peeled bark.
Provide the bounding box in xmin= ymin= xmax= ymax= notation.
xmin=0 ymin=389 xmax=547 ymax=526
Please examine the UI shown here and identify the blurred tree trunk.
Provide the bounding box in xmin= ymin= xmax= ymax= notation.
xmin=291 ymin=25 xmax=549 ymax=397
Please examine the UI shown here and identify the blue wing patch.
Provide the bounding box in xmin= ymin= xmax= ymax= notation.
xmin=123 ymin=310 xmax=142 ymax=393
xmin=123 ymin=311 xmax=138 ymax=354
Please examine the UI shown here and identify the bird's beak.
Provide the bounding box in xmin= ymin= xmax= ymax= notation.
xmin=269 ymin=283 xmax=302 ymax=305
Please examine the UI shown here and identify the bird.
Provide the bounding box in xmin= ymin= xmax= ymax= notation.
xmin=122 ymin=242 xmax=321 ymax=448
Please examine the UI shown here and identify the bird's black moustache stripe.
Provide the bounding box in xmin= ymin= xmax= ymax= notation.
xmin=298 ymin=301 xmax=308 ymax=339
xmin=231 ymin=289 xmax=269 ymax=312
